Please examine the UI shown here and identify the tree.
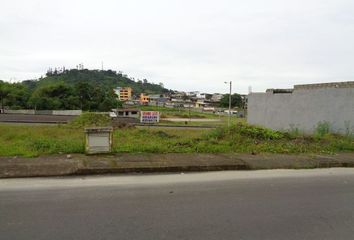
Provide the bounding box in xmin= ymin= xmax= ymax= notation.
xmin=28 ymin=83 xmax=78 ymax=110
xmin=5 ymin=83 xmax=30 ymax=109
xmin=219 ymin=93 xmax=243 ymax=108
xmin=0 ymin=81 xmax=10 ymax=111
xmin=74 ymin=81 xmax=94 ymax=110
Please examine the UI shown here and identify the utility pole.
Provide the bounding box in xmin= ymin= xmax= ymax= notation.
xmin=225 ymin=81 xmax=232 ymax=127
xmin=189 ymin=101 xmax=191 ymax=122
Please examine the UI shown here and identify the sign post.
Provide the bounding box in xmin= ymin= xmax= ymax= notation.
xmin=140 ymin=111 xmax=160 ymax=124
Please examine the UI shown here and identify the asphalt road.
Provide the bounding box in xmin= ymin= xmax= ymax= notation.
xmin=1 ymin=169 xmax=354 ymax=240
xmin=0 ymin=114 xmax=74 ymax=123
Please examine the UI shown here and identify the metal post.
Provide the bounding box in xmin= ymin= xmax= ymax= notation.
xmin=228 ymin=81 xmax=232 ymax=127
xmin=189 ymin=102 xmax=191 ymax=122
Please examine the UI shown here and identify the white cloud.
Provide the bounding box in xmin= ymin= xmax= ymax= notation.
xmin=1 ymin=0 xmax=354 ymax=93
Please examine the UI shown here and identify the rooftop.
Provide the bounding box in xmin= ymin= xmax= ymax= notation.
xmin=294 ymin=81 xmax=354 ymax=90
xmin=264 ymin=81 xmax=354 ymax=94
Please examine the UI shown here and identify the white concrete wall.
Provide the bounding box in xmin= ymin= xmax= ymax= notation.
xmin=35 ymin=110 xmax=53 ymax=115
xmin=52 ymin=110 xmax=82 ymax=116
xmin=247 ymin=87 xmax=354 ymax=134
xmin=4 ymin=110 xmax=35 ymax=114
xmin=3 ymin=109 xmax=82 ymax=116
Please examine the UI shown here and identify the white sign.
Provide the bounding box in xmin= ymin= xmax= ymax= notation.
xmin=140 ymin=111 xmax=160 ymax=124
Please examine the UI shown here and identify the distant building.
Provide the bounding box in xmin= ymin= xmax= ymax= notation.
xmin=196 ymin=93 xmax=206 ymax=99
xmin=148 ymin=94 xmax=161 ymax=101
xmin=195 ymin=100 xmax=210 ymax=108
xmin=186 ymin=91 xmax=199 ymax=97
xmin=211 ymin=93 xmax=223 ymax=102
xmin=116 ymin=87 xmax=132 ymax=101
xmin=171 ymin=91 xmax=185 ymax=99
xmin=140 ymin=93 xmax=149 ymax=105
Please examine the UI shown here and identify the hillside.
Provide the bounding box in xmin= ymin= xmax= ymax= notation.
xmin=1 ymin=68 xmax=171 ymax=111
xmin=22 ymin=68 xmax=171 ymax=95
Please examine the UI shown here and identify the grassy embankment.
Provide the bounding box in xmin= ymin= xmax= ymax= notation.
xmin=139 ymin=105 xmax=237 ymax=126
xmin=138 ymin=106 xmax=221 ymax=119
xmin=0 ymin=121 xmax=353 ymax=157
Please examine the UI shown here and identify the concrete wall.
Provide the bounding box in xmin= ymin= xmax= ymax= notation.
xmin=3 ymin=109 xmax=82 ymax=116
xmin=52 ymin=110 xmax=82 ymax=116
xmin=248 ymin=84 xmax=354 ymax=134
xmin=4 ymin=109 xmax=35 ymax=115
xmin=35 ymin=110 xmax=53 ymax=115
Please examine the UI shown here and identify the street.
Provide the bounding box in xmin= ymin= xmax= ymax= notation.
xmin=0 ymin=114 xmax=74 ymax=124
xmin=1 ymin=169 xmax=354 ymax=240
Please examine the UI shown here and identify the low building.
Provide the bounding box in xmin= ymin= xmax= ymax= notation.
xmin=195 ymin=100 xmax=210 ymax=108
xmin=247 ymin=81 xmax=354 ymax=134
xmin=114 ymin=109 xmax=140 ymax=118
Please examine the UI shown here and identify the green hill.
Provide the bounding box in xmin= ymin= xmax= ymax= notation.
xmin=22 ymin=68 xmax=170 ymax=95
xmin=1 ymin=68 xmax=172 ymax=111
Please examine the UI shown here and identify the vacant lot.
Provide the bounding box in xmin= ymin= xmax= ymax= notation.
xmin=1 ymin=123 xmax=353 ymax=157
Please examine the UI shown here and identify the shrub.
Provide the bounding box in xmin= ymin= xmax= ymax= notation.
xmin=344 ymin=121 xmax=353 ymax=137
xmin=231 ymin=123 xmax=284 ymax=140
xmin=69 ymin=112 xmax=111 ymax=128
xmin=315 ymin=121 xmax=331 ymax=138
xmin=204 ymin=123 xmax=285 ymax=142
xmin=153 ymin=130 xmax=176 ymax=139
xmin=205 ymin=127 xmax=227 ymax=140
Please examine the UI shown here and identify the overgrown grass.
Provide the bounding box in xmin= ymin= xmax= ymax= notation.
xmin=158 ymin=116 xmax=245 ymax=127
xmin=0 ymin=122 xmax=353 ymax=157
xmin=139 ymin=106 xmax=220 ymax=119
xmin=0 ymin=125 xmax=84 ymax=157
xmin=68 ymin=112 xmax=111 ymax=128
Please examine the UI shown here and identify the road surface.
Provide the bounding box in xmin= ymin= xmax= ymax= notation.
xmin=1 ymin=169 xmax=354 ymax=240
xmin=0 ymin=114 xmax=74 ymax=124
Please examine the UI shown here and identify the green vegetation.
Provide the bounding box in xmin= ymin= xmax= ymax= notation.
xmin=68 ymin=112 xmax=111 ymax=128
xmin=219 ymin=93 xmax=243 ymax=108
xmin=315 ymin=121 xmax=331 ymax=138
xmin=139 ymin=106 xmax=220 ymax=119
xmin=0 ymin=80 xmax=30 ymax=110
xmin=0 ymin=125 xmax=84 ymax=157
xmin=0 ymin=122 xmax=353 ymax=157
xmin=0 ymin=68 xmax=170 ymax=111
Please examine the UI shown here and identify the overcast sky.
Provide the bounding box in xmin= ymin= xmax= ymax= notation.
xmin=1 ymin=0 xmax=354 ymax=93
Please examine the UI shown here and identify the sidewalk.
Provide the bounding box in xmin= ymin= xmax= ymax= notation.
xmin=1 ymin=153 xmax=354 ymax=178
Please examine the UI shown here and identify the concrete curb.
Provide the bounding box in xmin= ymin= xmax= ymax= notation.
xmin=1 ymin=153 xmax=354 ymax=178
xmin=75 ymin=164 xmax=251 ymax=175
